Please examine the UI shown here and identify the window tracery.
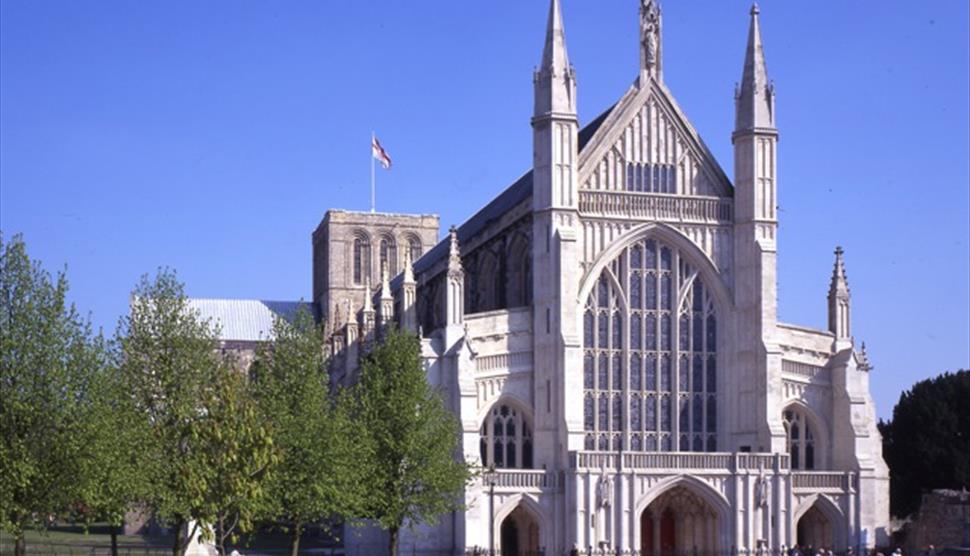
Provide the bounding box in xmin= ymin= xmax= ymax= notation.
xmin=783 ymin=408 xmax=816 ymax=470
xmin=480 ymin=403 xmax=534 ymax=469
xmin=583 ymin=237 xmax=718 ymax=452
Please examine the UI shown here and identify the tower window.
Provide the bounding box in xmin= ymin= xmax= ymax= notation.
xmin=353 ymin=233 xmax=371 ymax=285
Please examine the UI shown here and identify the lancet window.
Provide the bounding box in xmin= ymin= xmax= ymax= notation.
xmin=353 ymin=232 xmax=371 ymax=285
xmin=379 ymin=235 xmax=397 ymax=276
xmin=583 ymin=238 xmax=718 ymax=452
xmin=407 ymin=235 xmax=422 ymax=266
xmin=783 ymin=408 xmax=816 ymax=470
xmin=480 ymin=403 xmax=533 ymax=469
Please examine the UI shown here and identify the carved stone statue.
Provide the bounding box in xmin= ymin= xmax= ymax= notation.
xmin=640 ymin=0 xmax=660 ymax=70
xmin=755 ymin=468 xmax=771 ymax=508
xmin=596 ymin=463 xmax=613 ymax=509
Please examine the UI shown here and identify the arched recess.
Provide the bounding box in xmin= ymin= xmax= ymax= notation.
xmin=782 ymin=400 xmax=830 ymax=470
xmin=478 ymin=397 xmax=536 ymax=469
xmin=633 ymin=475 xmax=733 ymax=554
xmin=492 ymin=494 xmax=548 ymax=555
xmin=793 ymin=494 xmax=847 ymax=550
xmin=471 ymin=249 xmax=501 ymax=313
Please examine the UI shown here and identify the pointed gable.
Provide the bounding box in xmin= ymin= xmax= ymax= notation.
xmin=578 ymin=79 xmax=732 ymax=198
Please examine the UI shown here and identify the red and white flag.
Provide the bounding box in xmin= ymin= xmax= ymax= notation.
xmin=372 ymin=136 xmax=392 ymax=169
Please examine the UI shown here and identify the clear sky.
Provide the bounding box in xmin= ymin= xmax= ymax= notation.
xmin=1 ymin=1 xmax=968 ymax=420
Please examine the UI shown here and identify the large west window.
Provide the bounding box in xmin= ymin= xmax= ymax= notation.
xmin=583 ymin=238 xmax=718 ymax=452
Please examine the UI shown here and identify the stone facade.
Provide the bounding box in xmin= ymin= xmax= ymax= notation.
xmin=201 ymin=1 xmax=892 ymax=554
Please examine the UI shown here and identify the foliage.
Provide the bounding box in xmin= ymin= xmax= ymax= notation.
xmin=118 ymin=269 xmax=272 ymax=556
xmin=195 ymin=357 xmax=276 ymax=556
xmin=0 ymin=233 xmax=103 ymax=556
xmin=250 ymin=308 xmax=362 ymax=554
xmin=74 ymin=335 xmax=148 ymax=556
xmin=250 ymin=307 xmax=364 ymax=556
xmin=350 ymin=327 xmax=471 ymax=556
xmin=878 ymin=369 xmax=970 ymax=518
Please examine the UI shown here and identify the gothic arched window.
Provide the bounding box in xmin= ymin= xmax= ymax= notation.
xmin=479 ymin=403 xmax=533 ymax=469
xmin=406 ymin=235 xmax=422 ymax=266
xmin=379 ymin=235 xmax=397 ymax=277
xmin=353 ymin=232 xmax=371 ymax=285
xmin=783 ymin=408 xmax=816 ymax=470
xmin=582 ymin=237 xmax=719 ymax=452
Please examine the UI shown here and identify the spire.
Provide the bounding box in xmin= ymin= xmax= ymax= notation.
xmin=534 ymin=0 xmax=576 ymax=117
xmin=735 ymin=3 xmax=775 ymax=132
xmin=828 ymin=246 xmax=852 ymax=341
xmin=828 ymin=246 xmax=850 ymax=299
xmin=639 ymin=0 xmax=663 ymax=82
xmin=446 ymin=226 xmax=464 ymax=327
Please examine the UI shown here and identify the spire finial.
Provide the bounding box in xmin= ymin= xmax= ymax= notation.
xmin=362 ymin=275 xmax=374 ymax=313
xmin=380 ymin=261 xmax=392 ymax=300
xmin=403 ymin=245 xmax=415 ymax=284
xmin=829 ymin=245 xmax=850 ymax=297
xmin=639 ymin=0 xmax=663 ymax=81
xmin=735 ymin=2 xmax=774 ymax=132
xmin=448 ymin=226 xmax=463 ymax=273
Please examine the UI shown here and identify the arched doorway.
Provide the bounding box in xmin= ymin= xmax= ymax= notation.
xmin=796 ymin=504 xmax=833 ymax=550
xmin=500 ymin=505 xmax=540 ymax=556
xmin=640 ymin=486 xmax=719 ymax=556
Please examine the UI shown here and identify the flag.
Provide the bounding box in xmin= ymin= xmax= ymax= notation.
xmin=372 ymin=136 xmax=392 ymax=169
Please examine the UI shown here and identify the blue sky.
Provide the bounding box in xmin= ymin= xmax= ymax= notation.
xmin=1 ymin=1 xmax=967 ymax=420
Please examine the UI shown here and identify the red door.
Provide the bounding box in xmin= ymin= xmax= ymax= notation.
xmin=660 ymin=509 xmax=676 ymax=556
xmin=641 ymin=512 xmax=654 ymax=556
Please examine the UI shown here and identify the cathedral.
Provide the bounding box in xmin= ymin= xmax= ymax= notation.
xmin=193 ymin=1 xmax=890 ymax=554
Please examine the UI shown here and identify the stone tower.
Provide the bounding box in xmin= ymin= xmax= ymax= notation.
xmin=531 ymin=0 xmax=582 ymax=461
xmin=732 ymin=4 xmax=784 ymax=452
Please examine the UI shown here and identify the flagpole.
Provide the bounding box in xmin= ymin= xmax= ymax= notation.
xmin=370 ymin=131 xmax=376 ymax=213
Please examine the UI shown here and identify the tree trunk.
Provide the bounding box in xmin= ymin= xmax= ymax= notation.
xmin=13 ymin=534 xmax=25 ymax=556
xmin=110 ymin=526 xmax=119 ymax=556
xmin=388 ymin=525 xmax=399 ymax=556
xmin=172 ymin=517 xmax=184 ymax=556
xmin=290 ymin=521 xmax=302 ymax=556
xmin=216 ymin=516 xmax=225 ymax=556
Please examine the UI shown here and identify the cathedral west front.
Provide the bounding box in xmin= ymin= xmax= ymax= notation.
xmin=194 ymin=1 xmax=891 ymax=554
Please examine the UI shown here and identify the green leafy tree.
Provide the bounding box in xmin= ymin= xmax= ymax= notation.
xmin=119 ymin=269 xmax=272 ymax=556
xmin=0 ymin=234 xmax=101 ymax=556
xmin=195 ymin=359 xmax=276 ymax=556
xmin=75 ymin=336 xmax=148 ymax=556
xmin=878 ymin=369 xmax=970 ymax=518
xmin=251 ymin=308 xmax=364 ymax=556
xmin=350 ymin=327 xmax=471 ymax=556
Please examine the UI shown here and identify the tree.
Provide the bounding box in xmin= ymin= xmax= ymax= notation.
xmin=75 ymin=336 xmax=148 ymax=556
xmin=350 ymin=327 xmax=471 ymax=556
xmin=118 ymin=269 xmax=272 ymax=556
xmin=0 ymin=233 xmax=102 ymax=556
xmin=878 ymin=369 xmax=970 ymax=518
xmin=251 ymin=308 xmax=364 ymax=556
xmin=195 ymin=359 xmax=276 ymax=556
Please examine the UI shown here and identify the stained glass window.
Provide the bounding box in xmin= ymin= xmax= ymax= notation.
xmin=581 ymin=237 xmax=720 ymax=452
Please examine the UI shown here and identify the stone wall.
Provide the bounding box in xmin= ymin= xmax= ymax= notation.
xmin=906 ymin=490 xmax=970 ymax=554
